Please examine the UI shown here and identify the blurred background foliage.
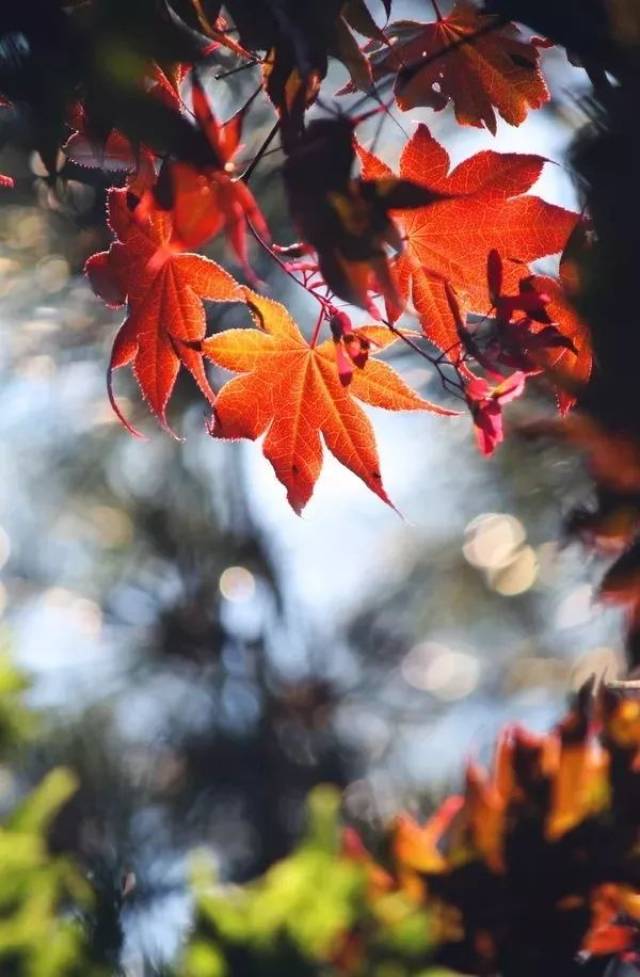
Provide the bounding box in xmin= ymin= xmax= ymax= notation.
xmin=0 ymin=651 xmax=100 ymax=977
xmin=0 ymin=1 xmax=632 ymax=975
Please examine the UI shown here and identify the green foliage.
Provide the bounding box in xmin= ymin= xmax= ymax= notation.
xmin=181 ymin=787 xmax=367 ymax=976
xmin=0 ymin=647 xmax=35 ymax=753
xmin=179 ymin=787 xmax=437 ymax=977
xmin=0 ymin=655 xmax=102 ymax=977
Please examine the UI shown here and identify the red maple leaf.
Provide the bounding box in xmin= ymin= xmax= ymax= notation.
xmin=353 ymin=0 xmax=549 ymax=134
xmin=201 ymin=289 xmax=456 ymax=512
xmin=479 ymin=249 xmax=587 ymax=382
xmin=86 ymin=188 xmax=242 ymax=435
xmin=134 ymin=75 xmax=268 ymax=280
xmin=529 ymin=274 xmax=592 ymax=412
xmin=465 ymin=370 xmax=526 ymax=455
xmin=63 ymin=64 xmax=182 ymax=193
xmin=358 ymin=124 xmax=578 ymax=361
xmin=282 ymin=116 xmax=440 ymax=317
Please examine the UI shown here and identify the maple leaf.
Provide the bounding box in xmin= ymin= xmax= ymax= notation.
xmin=359 ymin=0 xmax=549 ymax=134
xmin=200 ymin=290 xmax=455 ymax=512
xmin=85 ymin=187 xmax=242 ymax=435
xmin=584 ymin=885 xmax=640 ymax=958
xmin=358 ymin=124 xmax=578 ymax=359
xmin=393 ymin=799 xmax=463 ymax=874
xmin=223 ymin=0 xmax=386 ymax=149
xmin=62 ymin=64 xmax=184 ymax=193
xmin=283 ymin=116 xmax=443 ymax=316
xmin=465 ymin=370 xmax=526 ymax=455
xmin=479 ymin=249 xmax=585 ymax=381
xmin=64 ymin=122 xmax=157 ymax=198
xmin=134 ymin=74 xmax=268 ymax=280
xmin=261 ymin=0 xmax=387 ymax=148
xmin=528 ymin=275 xmax=591 ymax=412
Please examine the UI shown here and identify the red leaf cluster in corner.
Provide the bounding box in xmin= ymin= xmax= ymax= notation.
xmin=341 ymin=685 xmax=640 ymax=975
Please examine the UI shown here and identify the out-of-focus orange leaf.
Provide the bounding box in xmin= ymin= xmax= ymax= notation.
xmin=393 ymin=797 xmax=464 ymax=874
xmin=601 ymin=691 xmax=640 ymax=750
xmin=201 ymin=290 xmax=455 ymax=512
xmin=86 ymin=188 xmax=242 ymax=435
xmin=464 ymin=763 xmax=505 ymax=871
xmin=546 ymin=734 xmax=609 ymax=840
xmin=583 ymin=884 xmax=640 ymax=957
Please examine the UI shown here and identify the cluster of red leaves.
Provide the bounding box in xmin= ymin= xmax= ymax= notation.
xmin=358 ymin=125 xmax=590 ymax=452
xmin=340 ymin=683 xmax=640 ymax=976
xmin=88 ymin=179 xmax=454 ymax=511
xmin=71 ymin=0 xmax=593 ymax=510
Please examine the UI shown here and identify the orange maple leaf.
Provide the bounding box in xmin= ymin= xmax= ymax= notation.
xmin=358 ymin=125 xmax=578 ymax=361
xmin=363 ymin=0 xmax=549 ymax=134
xmin=201 ymin=290 xmax=456 ymax=512
xmin=86 ymin=187 xmax=242 ymax=435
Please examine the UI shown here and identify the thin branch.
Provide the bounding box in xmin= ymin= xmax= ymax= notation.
xmin=242 ymin=120 xmax=281 ymax=183
xmin=246 ymin=220 xmax=333 ymax=313
xmin=215 ymin=59 xmax=260 ymax=81
xmin=382 ymin=318 xmax=465 ymax=400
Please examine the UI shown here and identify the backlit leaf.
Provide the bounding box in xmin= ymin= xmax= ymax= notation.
xmin=358 ymin=125 xmax=578 ymax=360
xmin=359 ymin=0 xmax=549 ymax=134
xmin=202 ymin=290 xmax=455 ymax=511
xmin=86 ymin=188 xmax=242 ymax=435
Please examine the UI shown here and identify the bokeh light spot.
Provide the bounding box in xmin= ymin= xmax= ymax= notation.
xmin=219 ymin=566 xmax=256 ymax=603
xmin=402 ymin=641 xmax=480 ymax=701
xmin=487 ymin=544 xmax=539 ymax=596
xmin=463 ymin=512 xmax=526 ymax=570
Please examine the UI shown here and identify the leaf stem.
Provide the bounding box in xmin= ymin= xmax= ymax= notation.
xmin=247 ymin=220 xmax=334 ymax=313
xmin=383 ymin=319 xmax=465 ymax=401
xmin=310 ymin=308 xmax=326 ymax=347
xmin=431 ymin=0 xmax=443 ymax=21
